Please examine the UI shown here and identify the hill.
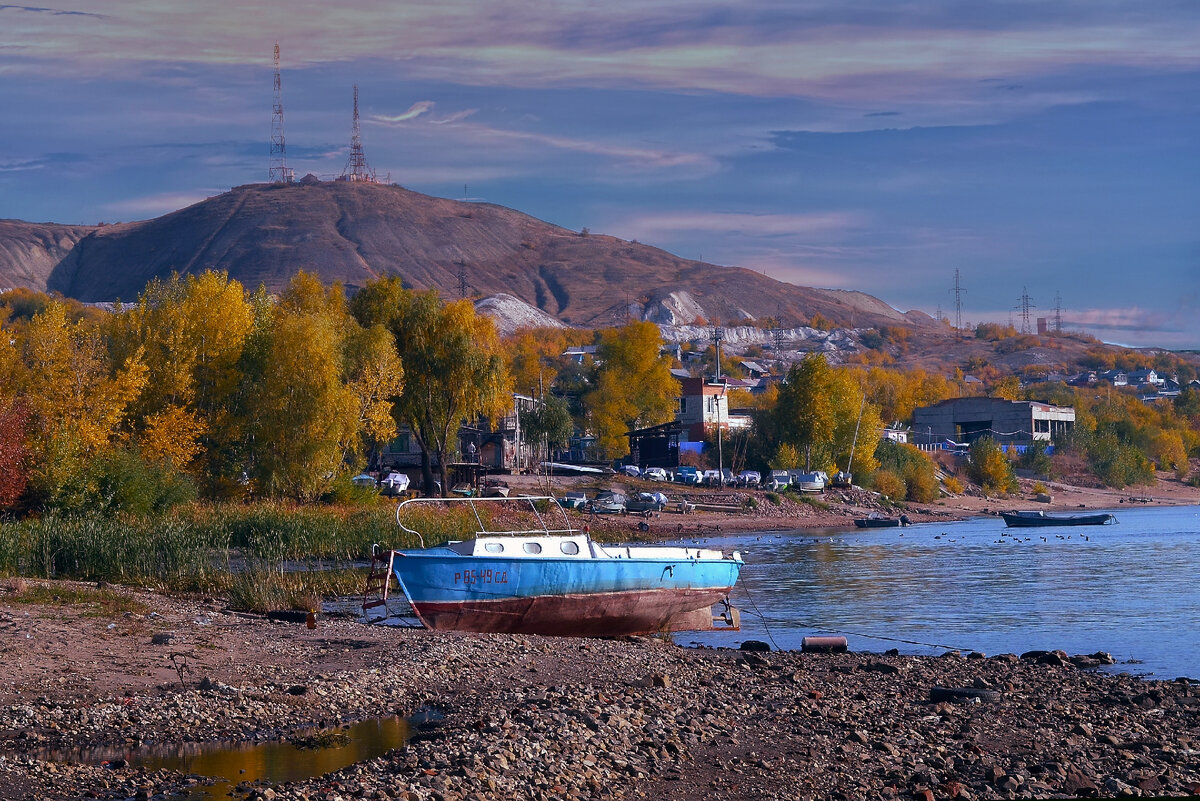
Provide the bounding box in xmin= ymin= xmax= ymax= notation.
xmin=0 ymin=180 xmax=935 ymax=332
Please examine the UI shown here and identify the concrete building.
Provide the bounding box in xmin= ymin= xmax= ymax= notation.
xmin=911 ymin=398 xmax=1075 ymax=448
xmin=676 ymin=377 xmax=751 ymax=442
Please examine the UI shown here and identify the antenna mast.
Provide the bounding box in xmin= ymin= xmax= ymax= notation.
xmin=342 ymin=84 xmax=376 ymax=183
xmin=269 ymin=43 xmax=294 ymax=184
xmin=1017 ymin=286 xmax=1035 ymax=334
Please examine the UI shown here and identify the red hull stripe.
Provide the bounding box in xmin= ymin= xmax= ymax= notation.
xmin=411 ymin=587 xmax=732 ymax=636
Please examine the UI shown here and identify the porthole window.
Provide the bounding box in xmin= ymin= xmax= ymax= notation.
xmin=560 ymin=541 xmax=580 ymax=555
xmin=484 ymin=542 xmax=504 ymax=553
xmin=523 ymin=542 xmax=543 ymax=554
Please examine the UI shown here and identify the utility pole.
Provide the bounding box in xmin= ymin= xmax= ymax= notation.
xmin=951 ymin=269 xmax=966 ymax=339
xmin=1017 ymin=286 xmax=1035 ymax=334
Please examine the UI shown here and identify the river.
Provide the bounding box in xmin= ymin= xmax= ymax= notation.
xmin=683 ymin=504 xmax=1200 ymax=680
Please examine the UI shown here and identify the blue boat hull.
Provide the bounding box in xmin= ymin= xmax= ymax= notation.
xmin=390 ymin=550 xmax=741 ymax=636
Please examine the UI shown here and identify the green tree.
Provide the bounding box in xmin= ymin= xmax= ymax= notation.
xmin=522 ymin=394 xmax=574 ymax=463
xmin=351 ymin=280 xmax=511 ymax=495
xmin=772 ymin=354 xmax=881 ymax=474
xmin=966 ymin=437 xmax=1018 ymax=495
xmin=584 ymin=321 xmax=679 ymax=459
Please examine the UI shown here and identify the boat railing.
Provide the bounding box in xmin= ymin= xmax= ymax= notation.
xmin=395 ymin=495 xmax=579 ymax=548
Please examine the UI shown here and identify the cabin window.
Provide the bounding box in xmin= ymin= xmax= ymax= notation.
xmin=484 ymin=542 xmax=504 ymax=553
xmin=560 ymin=541 xmax=580 ymax=555
xmin=523 ymin=542 xmax=543 ymax=554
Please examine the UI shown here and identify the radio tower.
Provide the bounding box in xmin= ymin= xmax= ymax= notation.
xmin=950 ymin=269 xmax=966 ymax=338
xmin=1017 ymin=286 xmax=1036 ymax=334
xmin=1053 ymin=291 xmax=1064 ymax=333
xmin=341 ymin=85 xmax=376 ymax=182
xmin=269 ymin=43 xmax=294 ymax=183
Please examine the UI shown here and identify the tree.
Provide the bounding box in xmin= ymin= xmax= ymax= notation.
xmin=584 ymin=321 xmax=679 ymax=459
xmin=351 ymin=280 xmax=511 ymax=496
xmin=505 ymin=327 xmax=572 ymax=397
xmin=966 ymin=437 xmax=1018 ymax=495
xmin=521 ymin=394 xmax=574 ymax=464
xmin=772 ymin=354 xmax=881 ymax=474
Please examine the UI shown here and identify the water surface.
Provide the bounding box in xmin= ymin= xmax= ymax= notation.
xmin=683 ymin=505 xmax=1200 ymax=679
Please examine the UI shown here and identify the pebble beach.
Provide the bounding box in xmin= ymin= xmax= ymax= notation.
xmin=2 ymin=582 xmax=1198 ymax=801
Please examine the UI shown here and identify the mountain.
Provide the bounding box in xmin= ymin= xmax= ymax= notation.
xmin=0 ymin=180 xmax=935 ymax=331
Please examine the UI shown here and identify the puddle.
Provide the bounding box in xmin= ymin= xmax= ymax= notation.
xmin=36 ymin=715 xmax=415 ymax=800
xmin=323 ymin=594 xmax=421 ymax=627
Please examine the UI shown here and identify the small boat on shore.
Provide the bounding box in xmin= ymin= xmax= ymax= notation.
xmin=853 ymin=513 xmax=910 ymax=528
xmin=1001 ymin=510 xmax=1117 ymax=528
xmin=363 ymin=496 xmax=743 ymax=636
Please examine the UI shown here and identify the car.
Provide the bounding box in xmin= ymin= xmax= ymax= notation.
xmin=558 ymin=491 xmax=588 ymax=510
xmin=642 ymin=467 xmax=669 ymax=481
xmin=379 ymin=472 xmax=410 ymax=494
xmin=701 ymin=469 xmax=722 ymax=486
xmin=674 ymin=466 xmax=701 ymax=485
xmin=737 ymin=470 xmax=761 ymax=487
xmin=626 ymin=491 xmax=669 ymax=513
xmin=766 ymin=470 xmax=790 ymax=490
xmin=589 ymin=491 xmax=627 ymax=514
xmin=619 ymin=464 xmax=641 ymax=477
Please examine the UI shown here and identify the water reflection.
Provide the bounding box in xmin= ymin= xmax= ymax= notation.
xmin=39 ymin=716 xmax=410 ymax=801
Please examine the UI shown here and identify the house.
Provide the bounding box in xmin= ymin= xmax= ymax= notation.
xmin=675 ymin=377 xmax=752 ymax=442
xmin=1098 ymin=370 xmax=1128 ymax=387
xmin=1126 ymin=368 xmax=1161 ymax=387
xmin=379 ymin=394 xmax=540 ymax=476
xmin=1069 ymin=371 xmax=1098 ymax=387
xmin=911 ymin=397 xmax=1075 ymax=448
xmin=740 ymin=360 xmax=769 ymax=379
xmin=882 ymin=425 xmax=909 ymax=444
xmin=561 ymin=345 xmax=597 ymax=365
xmin=626 ymin=421 xmax=684 ymax=468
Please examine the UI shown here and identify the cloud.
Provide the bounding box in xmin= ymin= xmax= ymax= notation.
xmin=371 ymin=101 xmax=435 ymax=124
xmin=101 ymin=191 xmax=216 ymax=217
xmin=613 ymin=211 xmax=868 ymax=241
xmin=0 ymin=4 xmax=104 ymax=18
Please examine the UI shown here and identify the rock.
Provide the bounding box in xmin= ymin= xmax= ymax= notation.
xmin=740 ymin=640 xmax=771 ymax=652
xmin=858 ymin=660 xmax=901 ymax=675
xmin=1062 ymin=766 xmax=1099 ymax=796
xmin=286 ymin=685 xmax=308 ymax=695
xmin=150 ymin=633 xmax=174 ymax=645
xmin=651 ymin=673 xmax=671 ymax=689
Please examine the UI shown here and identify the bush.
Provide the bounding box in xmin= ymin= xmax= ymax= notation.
xmin=874 ymin=440 xmax=938 ymax=502
xmin=1018 ymin=442 xmax=1055 ymax=478
xmin=1086 ymin=431 xmax=1155 ymax=488
xmin=873 ymin=469 xmax=906 ymax=499
xmin=943 ymin=476 xmax=964 ymax=494
xmin=764 ymin=492 xmax=781 ymax=506
xmin=967 ymin=437 xmax=1018 ymax=496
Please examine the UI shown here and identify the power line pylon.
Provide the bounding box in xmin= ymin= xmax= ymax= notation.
xmin=341 ymin=85 xmax=376 ymax=183
xmin=709 ymin=322 xmax=725 ymax=380
xmin=1053 ymin=292 xmax=1064 ymax=333
xmin=269 ymin=43 xmax=294 ymax=184
xmin=1017 ymin=286 xmax=1036 ymax=334
xmin=950 ymin=269 xmax=966 ymax=338
xmin=456 ymin=260 xmax=471 ymax=299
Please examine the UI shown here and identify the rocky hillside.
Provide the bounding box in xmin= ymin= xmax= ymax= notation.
xmin=0 ymin=180 xmax=935 ymax=331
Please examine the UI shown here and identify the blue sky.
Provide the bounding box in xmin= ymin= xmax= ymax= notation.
xmin=1 ymin=1 xmax=1197 ymax=347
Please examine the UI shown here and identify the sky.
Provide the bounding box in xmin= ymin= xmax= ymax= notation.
xmin=1 ymin=1 xmax=1198 ymax=349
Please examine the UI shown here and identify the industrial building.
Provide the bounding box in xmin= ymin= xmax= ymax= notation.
xmin=911 ymin=398 xmax=1075 ymax=448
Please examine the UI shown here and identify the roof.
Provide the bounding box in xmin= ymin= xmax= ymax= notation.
xmin=740 ymin=360 xmax=768 ymax=373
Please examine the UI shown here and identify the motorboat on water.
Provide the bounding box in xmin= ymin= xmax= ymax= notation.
xmin=1001 ymin=510 xmax=1117 ymax=528
xmin=363 ymin=495 xmax=743 ymax=636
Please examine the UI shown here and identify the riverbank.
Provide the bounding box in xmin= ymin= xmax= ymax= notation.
xmin=2 ymin=580 xmax=1198 ymax=800
xmin=523 ymin=471 xmax=1200 ymax=540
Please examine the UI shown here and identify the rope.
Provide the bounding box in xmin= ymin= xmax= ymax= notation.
xmin=736 ymin=577 xmax=982 ymax=653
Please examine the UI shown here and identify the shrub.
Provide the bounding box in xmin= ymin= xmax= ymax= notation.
xmin=873 ymin=469 xmax=906 ymax=499
xmin=874 ymin=440 xmax=938 ymax=502
xmin=764 ymin=492 xmax=781 ymax=506
xmin=1031 ymin=481 xmax=1048 ymax=496
xmin=967 ymin=437 xmax=1018 ymax=495
xmin=1018 ymin=442 xmax=1055 ymax=478
xmin=943 ymin=476 xmax=964 ymax=494
xmin=1086 ymin=431 xmax=1155 ymax=488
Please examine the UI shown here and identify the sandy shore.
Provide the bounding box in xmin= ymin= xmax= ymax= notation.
xmin=2 ymin=580 xmax=1199 ymax=801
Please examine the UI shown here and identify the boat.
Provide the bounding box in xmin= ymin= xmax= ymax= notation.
xmin=830 ymin=471 xmax=853 ymax=489
xmin=363 ymin=496 xmax=743 ymax=636
xmin=589 ymin=491 xmax=627 ymax=514
xmin=1001 ymin=510 xmax=1117 ymax=528
xmin=853 ymin=513 xmax=911 ymax=528
xmin=790 ymin=470 xmax=827 ymax=492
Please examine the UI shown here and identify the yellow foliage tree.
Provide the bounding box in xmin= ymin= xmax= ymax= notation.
xmin=1149 ymin=429 xmax=1188 ymax=479
xmin=584 ymin=321 xmax=680 ymax=459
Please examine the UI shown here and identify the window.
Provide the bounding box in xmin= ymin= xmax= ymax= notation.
xmin=484 ymin=542 xmax=504 ymax=553
xmin=523 ymin=542 xmax=543 ymax=554
xmin=560 ymin=541 xmax=580 ymax=555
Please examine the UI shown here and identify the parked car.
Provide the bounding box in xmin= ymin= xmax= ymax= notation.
xmin=701 ymin=469 xmax=722 ymax=486
xmin=766 ymin=470 xmax=790 ymax=490
xmin=558 ymin=491 xmax=588 ymax=510
xmin=589 ymin=491 xmax=628 ymax=514
xmin=620 ymin=464 xmax=641 ymax=477
xmin=379 ymin=472 xmax=410 ymax=494
xmin=626 ymin=491 xmax=668 ymax=513
xmin=674 ymin=466 xmax=702 ymax=485
xmin=737 ymin=470 xmax=761 ymax=487
xmin=642 ymin=466 xmax=669 ymax=481
xmin=351 ymin=473 xmax=377 ymax=488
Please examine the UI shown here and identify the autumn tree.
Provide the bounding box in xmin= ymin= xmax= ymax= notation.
xmin=505 ymin=327 xmax=573 ymax=397
xmin=12 ymin=301 xmax=147 ymax=510
xmin=772 ymin=354 xmax=881 ymax=475
xmin=351 ymin=280 xmax=511 ymax=495
xmin=584 ymin=321 xmax=680 ymax=459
